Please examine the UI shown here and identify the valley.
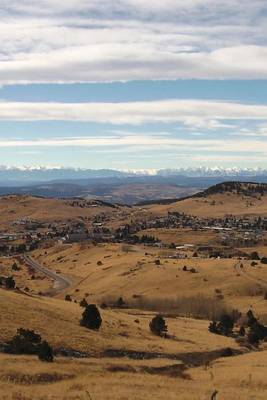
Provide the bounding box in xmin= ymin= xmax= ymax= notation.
xmin=1 ymin=182 xmax=267 ymax=399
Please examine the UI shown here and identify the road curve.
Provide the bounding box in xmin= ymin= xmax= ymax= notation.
xmin=23 ymin=254 xmax=72 ymax=296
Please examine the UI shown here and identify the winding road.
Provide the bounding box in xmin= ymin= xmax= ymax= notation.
xmin=23 ymin=254 xmax=72 ymax=296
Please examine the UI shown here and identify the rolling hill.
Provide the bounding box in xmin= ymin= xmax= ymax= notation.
xmin=146 ymin=182 xmax=267 ymax=218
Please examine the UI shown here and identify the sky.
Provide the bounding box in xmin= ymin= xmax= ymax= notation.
xmin=0 ymin=0 xmax=267 ymax=170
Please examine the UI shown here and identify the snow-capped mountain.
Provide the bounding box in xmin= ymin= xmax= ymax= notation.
xmin=0 ymin=165 xmax=266 ymax=203
xmin=0 ymin=165 xmax=266 ymax=179
xmin=156 ymin=167 xmax=267 ymax=177
xmin=0 ymin=166 xmax=266 ymax=188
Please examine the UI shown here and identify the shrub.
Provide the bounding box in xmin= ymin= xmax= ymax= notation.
xmin=80 ymin=304 xmax=102 ymax=330
xmin=209 ymin=314 xmax=234 ymax=336
xmin=251 ymin=251 xmax=260 ymax=260
xmin=6 ymin=328 xmax=41 ymax=355
xmin=65 ymin=294 xmax=72 ymax=302
xmin=239 ymin=326 xmax=246 ymax=336
xmin=116 ymin=297 xmax=126 ymax=308
xmin=80 ymin=298 xmax=88 ymax=308
xmin=261 ymin=257 xmax=267 ymax=265
xmin=38 ymin=341 xmax=54 ymax=362
xmin=5 ymin=276 xmax=15 ymax=289
xmin=248 ymin=323 xmax=267 ymax=345
xmin=149 ymin=314 xmax=168 ymax=337
xmin=12 ymin=263 xmax=20 ymax=271
xmin=247 ymin=310 xmax=267 ymax=345
xmin=5 ymin=328 xmax=53 ymax=362
xmin=219 ymin=314 xmax=234 ymax=336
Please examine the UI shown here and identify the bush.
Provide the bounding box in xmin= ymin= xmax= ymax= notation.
xmin=239 ymin=326 xmax=246 ymax=337
xmin=219 ymin=314 xmax=234 ymax=336
xmin=261 ymin=257 xmax=267 ymax=265
xmin=5 ymin=328 xmax=53 ymax=362
xmin=80 ymin=298 xmax=88 ymax=308
xmin=247 ymin=310 xmax=267 ymax=345
xmin=116 ymin=297 xmax=126 ymax=308
xmin=5 ymin=276 xmax=15 ymax=289
xmin=149 ymin=314 xmax=168 ymax=337
xmin=251 ymin=251 xmax=260 ymax=260
xmin=6 ymin=328 xmax=41 ymax=355
xmin=38 ymin=341 xmax=54 ymax=362
xmin=12 ymin=263 xmax=20 ymax=271
xmin=80 ymin=304 xmax=102 ymax=330
xmin=209 ymin=314 xmax=234 ymax=336
xmin=65 ymin=294 xmax=72 ymax=302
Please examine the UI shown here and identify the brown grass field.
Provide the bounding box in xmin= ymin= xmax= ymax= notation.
xmin=2 ymin=287 xmax=267 ymax=400
xmin=28 ymin=243 xmax=267 ymax=317
xmin=0 ymin=195 xmax=126 ymax=230
xmin=1 ymin=187 xmax=267 ymax=399
xmin=147 ymin=192 xmax=267 ymax=218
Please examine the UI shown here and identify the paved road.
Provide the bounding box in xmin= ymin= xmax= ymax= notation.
xmin=23 ymin=254 xmax=72 ymax=296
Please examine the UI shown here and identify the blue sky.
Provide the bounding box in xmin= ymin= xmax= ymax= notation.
xmin=0 ymin=1 xmax=267 ymax=170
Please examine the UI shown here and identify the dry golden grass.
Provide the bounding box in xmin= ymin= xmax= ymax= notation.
xmin=1 ymin=340 xmax=267 ymax=399
xmin=0 ymin=256 xmax=53 ymax=294
xmin=2 ymin=242 xmax=267 ymax=399
xmin=2 ymin=189 xmax=267 ymax=399
xmin=137 ymin=227 xmax=220 ymax=246
xmin=147 ymin=192 xmax=267 ymax=218
xmin=0 ymin=195 xmax=124 ymax=230
xmin=2 ymin=287 xmax=264 ymax=400
xmin=29 ymin=243 xmax=267 ymax=319
xmin=1 ymin=288 xmax=237 ymax=355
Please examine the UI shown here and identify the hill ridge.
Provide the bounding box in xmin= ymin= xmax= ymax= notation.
xmin=137 ymin=181 xmax=267 ymax=206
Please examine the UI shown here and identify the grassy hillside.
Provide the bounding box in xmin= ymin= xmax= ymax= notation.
xmin=28 ymin=243 xmax=267 ymax=319
xmin=2 ymin=182 xmax=267 ymax=399
xmin=1 ymin=288 xmax=267 ymax=399
xmin=147 ymin=184 xmax=267 ymax=217
xmin=0 ymin=195 xmax=122 ymax=228
xmin=1 ymin=287 xmax=261 ymax=400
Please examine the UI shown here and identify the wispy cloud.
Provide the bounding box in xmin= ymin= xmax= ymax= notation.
xmin=0 ymin=100 xmax=267 ymax=126
xmin=1 ymin=134 xmax=266 ymax=157
xmin=0 ymin=1 xmax=266 ymax=83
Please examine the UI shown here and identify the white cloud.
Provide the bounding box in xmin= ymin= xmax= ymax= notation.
xmin=0 ymin=1 xmax=266 ymax=83
xmin=1 ymin=135 xmax=266 ymax=162
xmin=0 ymin=99 xmax=267 ymax=126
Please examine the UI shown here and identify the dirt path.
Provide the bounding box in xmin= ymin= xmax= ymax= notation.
xmin=23 ymin=254 xmax=72 ymax=296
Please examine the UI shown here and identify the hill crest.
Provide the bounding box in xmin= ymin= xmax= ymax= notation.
xmin=197 ymin=181 xmax=267 ymax=197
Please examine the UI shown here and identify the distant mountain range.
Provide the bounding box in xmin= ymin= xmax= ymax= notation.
xmin=0 ymin=166 xmax=267 ymax=204
xmin=0 ymin=166 xmax=267 ymax=185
